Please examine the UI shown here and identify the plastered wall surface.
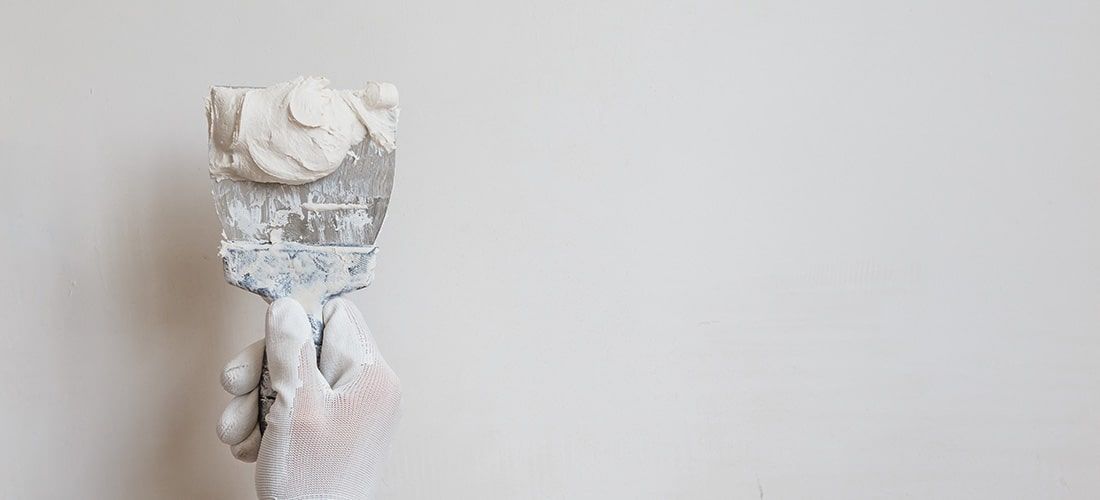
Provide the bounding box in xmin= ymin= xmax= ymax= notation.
xmin=2 ymin=1 xmax=1098 ymax=498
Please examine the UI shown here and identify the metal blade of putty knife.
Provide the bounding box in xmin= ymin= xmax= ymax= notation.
xmin=209 ymin=84 xmax=397 ymax=432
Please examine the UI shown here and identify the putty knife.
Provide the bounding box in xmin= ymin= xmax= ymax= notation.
xmin=208 ymin=85 xmax=397 ymax=431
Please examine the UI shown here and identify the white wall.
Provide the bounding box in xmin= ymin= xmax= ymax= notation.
xmin=2 ymin=1 xmax=1098 ymax=498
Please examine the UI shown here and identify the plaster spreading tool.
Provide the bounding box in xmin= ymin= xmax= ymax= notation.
xmin=207 ymin=77 xmax=398 ymax=431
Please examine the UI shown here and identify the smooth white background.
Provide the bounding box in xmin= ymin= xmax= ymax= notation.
xmin=2 ymin=1 xmax=1098 ymax=498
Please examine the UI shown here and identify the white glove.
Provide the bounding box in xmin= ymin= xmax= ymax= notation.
xmin=217 ymin=297 xmax=402 ymax=500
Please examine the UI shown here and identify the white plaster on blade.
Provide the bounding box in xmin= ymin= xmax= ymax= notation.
xmin=227 ymin=199 xmax=263 ymax=238
xmin=301 ymin=202 xmax=373 ymax=211
xmin=207 ymin=76 xmax=399 ymax=185
xmin=339 ymin=210 xmax=374 ymax=232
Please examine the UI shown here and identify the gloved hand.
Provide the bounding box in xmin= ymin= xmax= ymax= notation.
xmin=216 ymin=297 xmax=402 ymax=499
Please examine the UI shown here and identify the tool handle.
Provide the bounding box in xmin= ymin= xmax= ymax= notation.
xmin=258 ymin=309 xmax=324 ymax=434
xmin=219 ymin=244 xmax=378 ymax=433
